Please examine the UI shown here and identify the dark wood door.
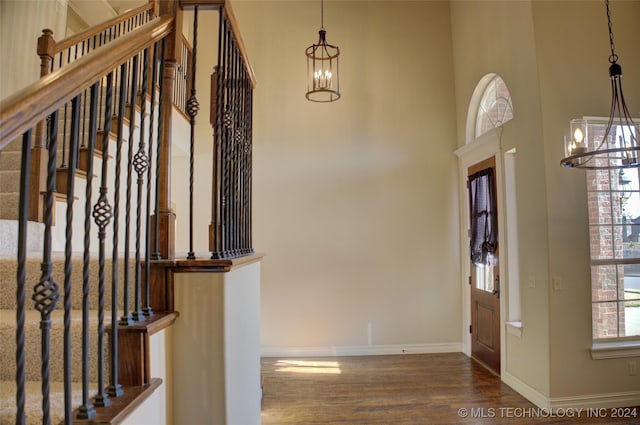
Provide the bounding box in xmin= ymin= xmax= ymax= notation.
xmin=468 ymin=157 xmax=500 ymax=374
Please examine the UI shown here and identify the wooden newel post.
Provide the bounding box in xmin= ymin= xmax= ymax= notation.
xmin=29 ymin=29 xmax=56 ymax=222
xmin=151 ymin=57 xmax=177 ymax=260
xmin=151 ymin=0 xmax=182 ymax=259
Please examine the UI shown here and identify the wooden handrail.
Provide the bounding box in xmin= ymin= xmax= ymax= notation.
xmin=54 ymin=2 xmax=155 ymax=54
xmin=180 ymin=0 xmax=256 ymax=87
xmin=0 ymin=16 xmax=173 ymax=150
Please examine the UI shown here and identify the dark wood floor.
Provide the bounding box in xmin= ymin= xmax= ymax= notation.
xmin=261 ymin=353 xmax=640 ymax=425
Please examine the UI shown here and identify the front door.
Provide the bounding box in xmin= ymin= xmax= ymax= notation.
xmin=468 ymin=157 xmax=500 ymax=374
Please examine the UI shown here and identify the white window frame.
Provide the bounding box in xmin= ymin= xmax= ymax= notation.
xmin=581 ymin=116 xmax=640 ymax=359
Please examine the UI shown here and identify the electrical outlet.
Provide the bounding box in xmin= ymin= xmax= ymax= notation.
xmin=629 ymin=361 xmax=637 ymax=376
xmin=528 ymin=276 xmax=536 ymax=288
xmin=552 ymin=276 xmax=562 ymax=291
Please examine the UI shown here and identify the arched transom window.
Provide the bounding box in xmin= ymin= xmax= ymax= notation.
xmin=475 ymin=75 xmax=514 ymax=138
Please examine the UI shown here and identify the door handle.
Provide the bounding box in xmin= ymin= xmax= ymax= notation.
xmin=493 ymin=274 xmax=500 ymax=297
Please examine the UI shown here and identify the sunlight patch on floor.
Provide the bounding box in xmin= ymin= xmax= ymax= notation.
xmin=273 ymin=359 xmax=342 ymax=374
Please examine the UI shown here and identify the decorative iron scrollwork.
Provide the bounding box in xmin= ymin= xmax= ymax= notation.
xmin=92 ymin=195 xmax=113 ymax=230
xmin=32 ymin=265 xmax=59 ymax=317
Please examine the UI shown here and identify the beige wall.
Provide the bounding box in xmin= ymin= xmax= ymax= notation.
xmin=533 ymin=0 xmax=640 ymax=399
xmin=171 ymin=264 xmax=262 ymax=425
xmin=449 ymin=0 xmax=551 ymax=399
xmin=233 ymin=1 xmax=461 ymax=354
xmin=450 ymin=0 xmax=640 ymax=403
xmin=0 ymin=0 xmax=68 ymax=99
xmin=234 ymin=0 xmax=639 ymax=404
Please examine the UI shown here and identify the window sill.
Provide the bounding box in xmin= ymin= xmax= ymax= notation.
xmin=590 ymin=340 xmax=640 ymax=359
xmin=506 ymin=321 xmax=523 ymax=338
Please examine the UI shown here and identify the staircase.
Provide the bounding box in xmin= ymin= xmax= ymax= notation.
xmin=0 ymin=255 xmax=133 ymax=424
xmin=0 ymin=1 xmax=257 ymax=423
xmin=0 ymin=72 xmax=158 ymax=424
xmin=0 ymin=4 xmax=176 ymax=422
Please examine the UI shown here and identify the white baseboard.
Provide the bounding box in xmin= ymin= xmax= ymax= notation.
xmin=549 ymin=391 xmax=640 ymax=409
xmin=502 ymin=371 xmax=640 ymax=410
xmin=502 ymin=371 xmax=550 ymax=408
xmin=260 ymin=342 xmax=462 ymax=358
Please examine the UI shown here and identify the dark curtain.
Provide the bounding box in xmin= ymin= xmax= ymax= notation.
xmin=469 ymin=167 xmax=498 ymax=266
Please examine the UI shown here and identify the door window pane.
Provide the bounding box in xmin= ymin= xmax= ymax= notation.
xmin=474 ymin=259 xmax=495 ymax=293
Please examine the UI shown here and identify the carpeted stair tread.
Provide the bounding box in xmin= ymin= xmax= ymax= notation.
xmin=0 ymin=252 xmax=137 ymax=311
xmin=0 ymin=193 xmax=20 ymax=221
xmin=0 ymin=309 xmax=118 ymax=383
xmin=0 ymin=170 xmax=20 ymax=194
xmin=0 ymin=379 xmax=86 ymax=425
xmin=0 ymin=150 xmax=21 ymax=171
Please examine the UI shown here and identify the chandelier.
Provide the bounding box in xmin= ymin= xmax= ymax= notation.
xmin=561 ymin=0 xmax=638 ymax=170
xmin=305 ymin=0 xmax=340 ymax=102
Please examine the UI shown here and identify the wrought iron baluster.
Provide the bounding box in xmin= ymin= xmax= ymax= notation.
xmin=208 ymin=11 xmax=254 ymax=259
xmin=240 ymin=74 xmax=247 ymax=254
xmin=77 ymin=83 xmax=99 ymax=420
xmin=97 ymin=50 xmax=104 ymax=132
xmin=151 ymin=38 xmax=166 ymax=260
xmin=61 ymin=102 xmax=69 ymax=168
xmin=81 ymin=86 xmax=88 ymax=148
xmin=121 ymin=53 xmax=140 ymax=325
xmin=108 ymin=61 xmax=127 ymax=398
xmin=62 ymin=94 xmax=81 ymax=424
xmin=134 ymin=47 xmax=150 ymax=321
xmin=240 ymin=73 xmax=250 ymax=254
xmin=222 ymin=20 xmax=233 ymax=258
xmin=211 ymin=10 xmax=224 ymax=260
xmin=236 ymin=60 xmax=244 ymax=255
xmin=232 ymin=45 xmax=241 ymax=256
xmin=15 ymin=129 xmax=32 ymax=425
xmin=247 ymin=81 xmax=255 ymax=254
xmin=227 ymin=41 xmax=236 ymax=258
xmin=219 ymin=17 xmax=228 ymax=259
xmin=93 ymin=71 xmax=114 ymax=408
xmin=186 ymin=7 xmax=200 ymax=260
xmin=210 ymin=62 xmax=221 ymax=256
xmin=228 ymin=43 xmax=236 ymax=257
xmin=144 ymin=42 xmax=159 ymax=316
xmin=212 ymin=14 xmax=228 ymax=259
xmin=33 ymin=110 xmax=60 ymax=425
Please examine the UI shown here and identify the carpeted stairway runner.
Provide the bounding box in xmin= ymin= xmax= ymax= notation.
xmin=0 ymin=252 xmax=134 ymax=424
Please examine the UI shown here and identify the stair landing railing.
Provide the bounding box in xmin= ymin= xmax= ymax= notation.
xmin=30 ymin=0 xmax=193 ymax=223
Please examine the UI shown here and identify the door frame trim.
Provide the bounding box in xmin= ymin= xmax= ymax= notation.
xmin=454 ymin=130 xmax=508 ymax=376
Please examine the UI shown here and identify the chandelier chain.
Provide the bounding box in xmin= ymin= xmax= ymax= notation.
xmin=321 ymin=0 xmax=324 ymax=30
xmin=605 ymin=0 xmax=618 ymax=63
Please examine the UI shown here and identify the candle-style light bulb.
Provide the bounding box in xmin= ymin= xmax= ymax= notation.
xmin=571 ymin=126 xmax=587 ymax=155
